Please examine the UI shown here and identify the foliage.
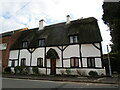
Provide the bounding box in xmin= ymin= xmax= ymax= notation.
xmin=102 ymin=2 xmax=120 ymax=73
xmin=14 ymin=66 xmax=27 ymax=75
xmin=103 ymin=53 xmax=120 ymax=74
xmin=32 ymin=67 xmax=38 ymax=74
xmin=60 ymin=70 xmax=65 ymax=76
xmin=66 ymin=68 xmax=71 ymax=75
xmin=88 ymin=71 xmax=98 ymax=77
xmin=4 ymin=67 xmax=11 ymax=73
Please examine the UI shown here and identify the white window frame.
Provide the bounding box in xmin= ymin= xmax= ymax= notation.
xmin=38 ymin=39 xmax=45 ymax=46
xmin=37 ymin=58 xmax=43 ymax=67
xmin=69 ymin=35 xmax=78 ymax=43
xmin=22 ymin=41 xmax=28 ymax=48
xmin=70 ymin=57 xmax=79 ymax=67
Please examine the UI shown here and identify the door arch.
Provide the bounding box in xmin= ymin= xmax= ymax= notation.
xmin=46 ymin=48 xmax=59 ymax=75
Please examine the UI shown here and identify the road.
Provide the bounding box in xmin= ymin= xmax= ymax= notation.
xmin=2 ymin=78 xmax=119 ymax=89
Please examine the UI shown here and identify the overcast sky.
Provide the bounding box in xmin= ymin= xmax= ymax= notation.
xmin=0 ymin=0 xmax=113 ymax=53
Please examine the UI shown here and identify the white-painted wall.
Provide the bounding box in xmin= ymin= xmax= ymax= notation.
xmin=95 ymin=58 xmax=102 ymax=67
xmin=8 ymin=50 xmax=19 ymax=67
xmin=63 ymin=45 xmax=79 ymax=58
xmin=81 ymin=43 xmax=100 ymax=57
xmin=81 ymin=43 xmax=102 ymax=68
xmin=8 ymin=43 xmax=106 ymax=76
xmin=63 ymin=60 xmax=70 ymax=67
xmin=32 ymin=48 xmax=45 ymax=66
xmin=56 ymin=68 xmax=106 ymax=76
xmin=46 ymin=59 xmax=50 ymax=67
xmin=82 ymin=58 xmax=87 ymax=67
xmin=19 ymin=49 xmax=31 ymax=66
xmin=9 ymin=50 xmax=19 ymax=59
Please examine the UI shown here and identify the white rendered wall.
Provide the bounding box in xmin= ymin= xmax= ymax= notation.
xmin=82 ymin=58 xmax=87 ymax=67
xmin=9 ymin=50 xmax=19 ymax=59
xmin=63 ymin=59 xmax=70 ymax=67
xmin=8 ymin=50 xmax=19 ymax=66
xmin=63 ymin=45 xmax=79 ymax=67
xmin=46 ymin=59 xmax=50 ymax=67
xmin=95 ymin=58 xmax=102 ymax=67
xmin=63 ymin=45 xmax=79 ymax=58
xmin=81 ymin=43 xmax=102 ymax=68
xmin=81 ymin=43 xmax=100 ymax=57
xmin=56 ymin=68 xmax=106 ymax=76
xmin=19 ymin=49 xmax=31 ymax=66
xmin=32 ymin=48 xmax=45 ymax=66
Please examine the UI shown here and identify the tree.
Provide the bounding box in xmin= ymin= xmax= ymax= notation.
xmin=102 ymin=1 xmax=120 ymax=73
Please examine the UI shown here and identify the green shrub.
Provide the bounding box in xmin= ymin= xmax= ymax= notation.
xmin=14 ymin=66 xmax=27 ymax=74
xmin=89 ymin=71 xmax=98 ymax=77
xmin=66 ymin=68 xmax=71 ymax=75
xmin=4 ymin=67 xmax=11 ymax=73
xmin=32 ymin=67 xmax=38 ymax=74
xmin=24 ymin=67 xmax=30 ymax=74
xmin=60 ymin=70 xmax=65 ymax=76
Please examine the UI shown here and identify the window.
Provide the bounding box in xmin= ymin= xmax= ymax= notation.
xmin=21 ymin=58 xmax=26 ymax=66
xmin=11 ymin=60 xmax=15 ymax=67
xmin=38 ymin=39 xmax=45 ymax=46
xmin=87 ymin=57 xmax=95 ymax=68
xmin=0 ymin=43 xmax=7 ymax=50
xmin=37 ymin=58 xmax=43 ymax=67
xmin=70 ymin=35 xmax=78 ymax=43
xmin=22 ymin=41 xmax=28 ymax=48
xmin=70 ymin=57 xmax=79 ymax=67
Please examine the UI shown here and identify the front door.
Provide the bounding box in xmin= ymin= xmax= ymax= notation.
xmin=51 ymin=59 xmax=56 ymax=75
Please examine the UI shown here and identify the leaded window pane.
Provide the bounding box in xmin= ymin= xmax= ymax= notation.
xmin=22 ymin=41 xmax=28 ymax=48
xmin=37 ymin=58 xmax=43 ymax=67
xmin=21 ymin=58 xmax=26 ymax=66
xmin=39 ymin=39 xmax=45 ymax=46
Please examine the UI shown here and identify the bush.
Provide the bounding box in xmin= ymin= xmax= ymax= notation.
xmin=60 ymin=70 xmax=65 ymax=76
xmin=89 ymin=71 xmax=98 ymax=77
xmin=32 ymin=67 xmax=38 ymax=74
xmin=4 ymin=67 xmax=11 ymax=73
xmin=66 ymin=68 xmax=71 ymax=75
xmin=14 ymin=66 xmax=27 ymax=74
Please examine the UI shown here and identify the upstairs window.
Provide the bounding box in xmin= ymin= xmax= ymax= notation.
xmin=87 ymin=57 xmax=95 ymax=68
xmin=37 ymin=58 xmax=43 ymax=67
xmin=22 ymin=41 xmax=28 ymax=48
xmin=70 ymin=57 xmax=79 ymax=68
xmin=21 ymin=58 xmax=26 ymax=66
xmin=70 ymin=35 xmax=78 ymax=44
xmin=38 ymin=39 xmax=45 ymax=46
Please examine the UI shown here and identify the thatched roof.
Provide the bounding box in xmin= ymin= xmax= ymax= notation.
xmin=10 ymin=17 xmax=102 ymax=50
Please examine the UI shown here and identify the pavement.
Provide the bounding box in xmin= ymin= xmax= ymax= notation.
xmin=2 ymin=74 xmax=120 ymax=85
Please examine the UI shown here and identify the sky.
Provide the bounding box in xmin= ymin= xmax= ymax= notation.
xmin=0 ymin=0 xmax=113 ymax=54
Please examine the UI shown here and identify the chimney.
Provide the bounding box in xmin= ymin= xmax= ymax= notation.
xmin=39 ymin=19 xmax=44 ymax=30
xmin=66 ymin=15 xmax=70 ymax=24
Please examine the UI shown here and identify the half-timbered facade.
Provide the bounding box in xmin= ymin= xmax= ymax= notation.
xmin=8 ymin=17 xmax=106 ymax=76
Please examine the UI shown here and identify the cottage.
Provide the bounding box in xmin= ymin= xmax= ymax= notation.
xmin=8 ymin=16 xmax=106 ymax=76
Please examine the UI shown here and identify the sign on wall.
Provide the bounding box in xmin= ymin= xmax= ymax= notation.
xmin=0 ymin=43 xmax=7 ymax=50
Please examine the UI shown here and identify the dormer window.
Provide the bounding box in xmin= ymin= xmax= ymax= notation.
xmin=69 ymin=35 xmax=78 ymax=43
xmin=22 ymin=41 xmax=28 ymax=48
xmin=38 ymin=39 xmax=45 ymax=46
